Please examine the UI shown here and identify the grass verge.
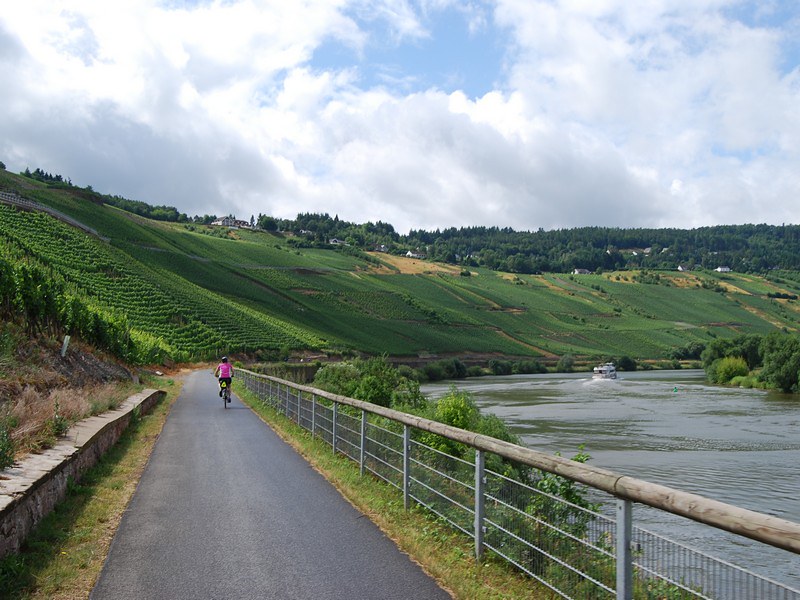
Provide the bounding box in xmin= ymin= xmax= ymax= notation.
xmin=237 ymin=385 xmax=555 ymax=600
xmin=0 ymin=376 xmax=182 ymax=599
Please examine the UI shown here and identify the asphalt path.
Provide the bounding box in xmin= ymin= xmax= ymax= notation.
xmin=91 ymin=370 xmax=451 ymax=600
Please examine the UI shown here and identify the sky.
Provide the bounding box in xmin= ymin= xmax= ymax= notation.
xmin=1 ymin=1 xmax=799 ymax=234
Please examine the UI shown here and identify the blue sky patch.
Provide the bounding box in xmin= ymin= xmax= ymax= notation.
xmin=311 ymin=5 xmax=507 ymax=98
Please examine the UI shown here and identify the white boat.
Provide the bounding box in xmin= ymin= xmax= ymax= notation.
xmin=592 ymin=362 xmax=617 ymax=379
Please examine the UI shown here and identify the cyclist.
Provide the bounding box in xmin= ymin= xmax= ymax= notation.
xmin=214 ymin=356 xmax=234 ymax=402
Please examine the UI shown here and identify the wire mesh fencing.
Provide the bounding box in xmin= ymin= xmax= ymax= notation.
xmin=239 ymin=370 xmax=800 ymax=600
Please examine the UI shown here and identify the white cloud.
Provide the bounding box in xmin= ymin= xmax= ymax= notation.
xmin=493 ymin=0 xmax=800 ymax=226
xmin=0 ymin=0 xmax=798 ymax=233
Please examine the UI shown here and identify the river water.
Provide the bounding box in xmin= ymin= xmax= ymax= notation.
xmin=422 ymin=370 xmax=800 ymax=590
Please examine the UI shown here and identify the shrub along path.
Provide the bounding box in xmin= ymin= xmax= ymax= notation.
xmin=90 ymin=370 xmax=451 ymax=599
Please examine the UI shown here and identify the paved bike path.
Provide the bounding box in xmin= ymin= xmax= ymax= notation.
xmin=91 ymin=370 xmax=451 ymax=599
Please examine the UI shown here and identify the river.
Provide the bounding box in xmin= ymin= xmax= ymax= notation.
xmin=422 ymin=370 xmax=800 ymax=590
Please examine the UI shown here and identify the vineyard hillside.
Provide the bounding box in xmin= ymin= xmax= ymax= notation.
xmin=2 ymin=168 xmax=799 ymax=365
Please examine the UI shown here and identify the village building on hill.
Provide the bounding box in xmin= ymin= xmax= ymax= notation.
xmin=211 ymin=216 xmax=251 ymax=228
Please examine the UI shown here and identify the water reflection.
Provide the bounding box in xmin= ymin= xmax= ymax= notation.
xmin=422 ymin=370 xmax=800 ymax=589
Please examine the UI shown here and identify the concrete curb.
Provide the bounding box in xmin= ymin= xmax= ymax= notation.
xmin=0 ymin=389 xmax=165 ymax=558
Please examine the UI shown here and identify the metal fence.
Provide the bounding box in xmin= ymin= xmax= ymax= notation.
xmin=239 ymin=369 xmax=800 ymax=600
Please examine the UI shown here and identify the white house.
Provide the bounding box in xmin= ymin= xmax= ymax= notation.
xmin=715 ymin=266 xmax=731 ymax=273
xmin=572 ymin=268 xmax=591 ymax=275
xmin=211 ymin=216 xmax=250 ymax=228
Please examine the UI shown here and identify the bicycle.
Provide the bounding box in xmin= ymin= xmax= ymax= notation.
xmin=220 ymin=380 xmax=231 ymax=408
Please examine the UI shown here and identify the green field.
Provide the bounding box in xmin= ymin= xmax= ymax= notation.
xmin=2 ymin=169 xmax=799 ymax=363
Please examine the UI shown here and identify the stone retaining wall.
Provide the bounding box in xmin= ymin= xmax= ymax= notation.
xmin=0 ymin=389 xmax=165 ymax=558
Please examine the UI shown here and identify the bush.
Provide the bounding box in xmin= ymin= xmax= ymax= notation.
xmin=616 ymin=356 xmax=637 ymax=371
xmin=435 ymin=388 xmax=479 ymax=431
xmin=555 ymin=354 xmax=575 ymax=373
xmin=420 ymin=387 xmax=485 ymax=459
xmin=709 ymin=356 xmax=749 ymax=384
xmin=514 ymin=360 xmax=547 ymax=374
xmin=419 ymin=358 xmax=467 ymax=382
xmin=489 ymin=359 xmax=512 ymax=375
xmin=52 ymin=401 xmax=69 ymax=436
xmin=313 ymin=362 xmax=361 ymax=397
xmin=353 ymin=374 xmax=394 ymax=407
xmin=396 ymin=364 xmax=419 ymax=381
xmin=729 ymin=375 xmax=760 ymax=389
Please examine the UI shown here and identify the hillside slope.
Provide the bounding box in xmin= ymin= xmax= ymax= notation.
xmin=2 ymin=168 xmax=799 ymax=363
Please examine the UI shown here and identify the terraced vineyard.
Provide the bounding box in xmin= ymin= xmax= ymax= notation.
xmin=2 ymin=168 xmax=799 ymax=363
xmin=0 ymin=202 xmax=322 ymax=361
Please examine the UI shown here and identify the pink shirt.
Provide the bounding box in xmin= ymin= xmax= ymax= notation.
xmin=217 ymin=363 xmax=233 ymax=378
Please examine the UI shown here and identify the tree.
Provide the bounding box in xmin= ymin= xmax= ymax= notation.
xmin=759 ymin=333 xmax=800 ymax=393
xmin=0 ymin=161 xmax=5 ymax=170
xmin=616 ymin=356 xmax=637 ymax=371
xmin=670 ymin=341 xmax=705 ymax=361
xmin=489 ymin=359 xmax=513 ymax=375
xmin=555 ymin=354 xmax=575 ymax=373
xmin=258 ymin=215 xmax=278 ymax=231
xmin=702 ymin=334 xmax=763 ymax=370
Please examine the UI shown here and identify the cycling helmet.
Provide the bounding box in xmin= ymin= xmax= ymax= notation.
xmin=221 ymin=356 xmax=228 ymax=363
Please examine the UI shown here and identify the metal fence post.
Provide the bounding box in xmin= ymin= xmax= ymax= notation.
xmin=284 ymin=384 xmax=289 ymax=416
xmin=332 ymin=402 xmax=338 ymax=455
xmin=616 ymin=499 xmax=633 ymax=600
xmin=311 ymin=394 xmax=317 ymax=438
xmin=403 ymin=425 xmax=411 ymax=510
xmin=296 ymin=389 xmax=302 ymax=426
xmin=474 ymin=450 xmax=485 ymax=561
xmin=360 ymin=410 xmax=367 ymax=476
xmin=311 ymin=393 xmax=316 ymax=438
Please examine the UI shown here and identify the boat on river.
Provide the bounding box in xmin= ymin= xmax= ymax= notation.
xmin=592 ymin=362 xmax=617 ymax=379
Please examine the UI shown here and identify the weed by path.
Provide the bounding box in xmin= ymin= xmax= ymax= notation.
xmin=0 ymin=377 xmax=180 ymax=600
